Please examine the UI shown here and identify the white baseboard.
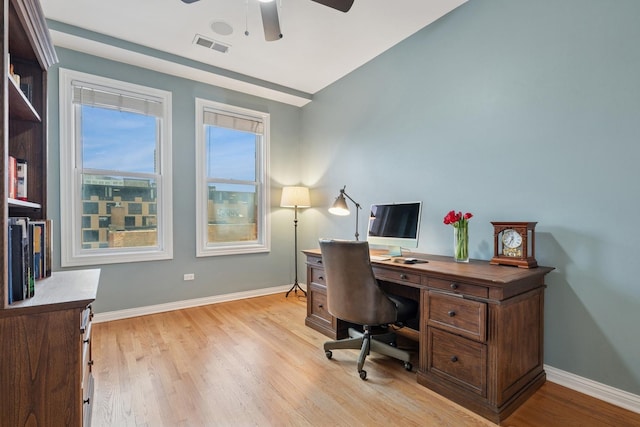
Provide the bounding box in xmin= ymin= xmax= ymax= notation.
xmin=92 ymin=284 xmax=293 ymax=323
xmin=93 ymin=287 xmax=639 ymax=416
xmin=545 ymin=365 xmax=640 ymax=415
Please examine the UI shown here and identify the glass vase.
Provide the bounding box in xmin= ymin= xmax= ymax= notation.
xmin=453 ymin=222 xmax=469 ymax=263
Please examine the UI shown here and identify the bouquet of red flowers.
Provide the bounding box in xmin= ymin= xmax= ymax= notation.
xmin=443 ymin=210 xmax=473 ymax=262
xmin=443 ymin=210 xmax=473 ymax=227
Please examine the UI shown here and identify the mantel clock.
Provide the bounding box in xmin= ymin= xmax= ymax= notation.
xmin=490 ymin=222 xmax=538 ymax=268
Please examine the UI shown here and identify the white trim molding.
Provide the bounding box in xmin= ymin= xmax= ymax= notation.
xmin=93 ymin=284 xmax=294 ymax=323
xmin=58 ymin=68 xmax=174 ymax=267
xmin=545 ymin=365 xmax=640 ymax=415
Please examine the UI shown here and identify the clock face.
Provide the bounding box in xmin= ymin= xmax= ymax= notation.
xmin=502 ymin=229 xmax=523 ymax=249
xmin=502 ymin=229 xmax=523 ymax=257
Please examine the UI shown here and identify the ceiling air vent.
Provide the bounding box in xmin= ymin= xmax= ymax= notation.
xmin=193 ymin=34 xmax=230 ymax=54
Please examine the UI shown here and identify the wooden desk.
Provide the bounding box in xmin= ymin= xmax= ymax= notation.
xmin=303 ymin=249 xmax=554 ymax=425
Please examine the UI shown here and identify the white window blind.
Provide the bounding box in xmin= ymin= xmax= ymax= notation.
xmin=203 ymin=110 xmax=264 ymax=134
xmin=72 ymin=82 xmax=164 ymax=117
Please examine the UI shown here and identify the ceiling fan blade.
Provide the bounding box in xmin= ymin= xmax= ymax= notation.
xmin=310 ymin=0 xmax=354 ymax=12
xmin=260 ymin=1 xmax=283 ymax=41
xmin=181 ymin=0 xmax=200 ymax=3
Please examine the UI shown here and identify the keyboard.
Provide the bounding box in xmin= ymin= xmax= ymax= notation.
xmin=370 ymin=255 xmax=391 ymax=262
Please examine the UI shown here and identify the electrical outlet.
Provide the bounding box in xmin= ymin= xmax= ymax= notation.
xmin=183 ymin=273 xmax=195 ymax=281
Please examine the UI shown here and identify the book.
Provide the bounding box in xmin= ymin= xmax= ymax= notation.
xmin=27 ymin=222 xmax=35 ymax=296
xmin=30 ymin=221 xmax=47 ymax=280
xmin=16 ymin=158 xmax=27 ymax=200
xmin=8 ymin=218 xmax=29 ymax=302
xmin=8 ymin=155 xmax=17 ymax=199
xmin=7 ymin=222 xmax=13 ymax=304
xmin=44 ymin=219 xmax=52 ymax=278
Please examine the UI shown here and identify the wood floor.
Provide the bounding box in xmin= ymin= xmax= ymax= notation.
xmin=91 ymin=293 xmax=640 ymax=427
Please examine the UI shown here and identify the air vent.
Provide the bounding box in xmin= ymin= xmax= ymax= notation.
xmin=193 ymin=34 xmax=230 ymax=54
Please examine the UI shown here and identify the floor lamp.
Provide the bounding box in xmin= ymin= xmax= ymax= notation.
xmin=329 ymin=185 xmax=362 ymax=240
xmin=281 ymin=186 xmax=311 ymax=297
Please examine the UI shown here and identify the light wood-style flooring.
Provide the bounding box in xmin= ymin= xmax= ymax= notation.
xmin=92 ymin=293 xmax=640 ymax=426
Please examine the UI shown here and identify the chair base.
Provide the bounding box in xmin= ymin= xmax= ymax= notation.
xmin=323 ymin=327 xmax=413 ymax=379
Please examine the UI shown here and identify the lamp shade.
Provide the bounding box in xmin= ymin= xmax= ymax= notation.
xmin=329 ymin=193 xmax=350 ymax=216
xmin=280 ymin=186 xmax=311 ymax=208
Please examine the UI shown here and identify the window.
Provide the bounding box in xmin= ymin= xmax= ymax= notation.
xmin=59 ymin=69 xmax=173 ymax=266
xmin=195 ymin=99 xmax=270 ymax=256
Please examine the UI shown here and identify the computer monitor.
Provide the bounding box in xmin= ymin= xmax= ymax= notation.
xmin=367 ymin=201 xmax=422 ymax=256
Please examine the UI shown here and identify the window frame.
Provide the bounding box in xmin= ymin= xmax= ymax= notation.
xmin=195 ymin=98 xmax=270 ymax=257
xmin=59 ymin=68 xmax=173 ymax=266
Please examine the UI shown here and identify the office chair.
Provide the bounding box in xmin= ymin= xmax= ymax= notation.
xmin=319 ymin=239 xmax=418 ymax=380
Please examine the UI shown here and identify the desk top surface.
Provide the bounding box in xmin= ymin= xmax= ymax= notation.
xmin=303 ymin=249 xmax=554 ymax=286
xmin=2 ymin=269 xmax=100 ymax=316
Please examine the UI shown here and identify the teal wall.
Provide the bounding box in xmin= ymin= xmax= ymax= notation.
xmin=300 ymin=0 xmax=640 ymax=395
xmin=47 ymin=48 xmax=304 ymax=313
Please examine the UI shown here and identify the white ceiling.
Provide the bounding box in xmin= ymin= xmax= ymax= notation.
xmin=40 ymin=0 xmax=466 ymax=102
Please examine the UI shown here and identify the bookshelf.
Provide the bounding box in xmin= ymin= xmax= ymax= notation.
xmin=3 ymin=0 xmax=56 ymax=306
xmin=1 ymin=1 xmax=100 ymax=426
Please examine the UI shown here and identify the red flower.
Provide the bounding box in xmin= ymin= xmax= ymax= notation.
xmin=443 ymin=210 xmax=473 ymax=227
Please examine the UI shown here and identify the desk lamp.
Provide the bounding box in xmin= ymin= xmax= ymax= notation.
xmin=281 ymin=186 xmax=311 ymax=297
xmin=329 ymin=185 xmax=362 ymax=240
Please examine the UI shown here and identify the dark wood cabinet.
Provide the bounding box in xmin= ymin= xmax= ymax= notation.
xmin=303 ymin=249 xmax=553 ymax=424
xmin=0 ymin=270 xmax=100 ymax=426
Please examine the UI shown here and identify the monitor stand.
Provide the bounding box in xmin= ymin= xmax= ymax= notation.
xmin=387 ymin=245 xmax=402 ymax=257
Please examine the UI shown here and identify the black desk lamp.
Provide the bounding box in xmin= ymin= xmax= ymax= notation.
xmin=329 ymin=185 xmax=362 ymax=240
xmin=281 ymin=186 xmax=311 ymax=297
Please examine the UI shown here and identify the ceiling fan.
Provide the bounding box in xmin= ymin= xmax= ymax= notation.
xmin=181 ymin=0 xmax=355 ymax=42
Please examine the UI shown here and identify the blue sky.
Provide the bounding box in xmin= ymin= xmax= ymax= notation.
xmin=82 ymin=106 xmax=257 ymax=190
xmin=206 ymin=126 xmax=256 ymax=182
xmin=82 ymin=106 xmax=156 ymax=173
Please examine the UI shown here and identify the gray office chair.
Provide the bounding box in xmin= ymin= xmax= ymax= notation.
xmin=319 ymin=239 xmax=418 ymax=380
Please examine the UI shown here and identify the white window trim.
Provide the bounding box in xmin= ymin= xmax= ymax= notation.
xmin=195 ymin=98 xmax=270 ymax=257
xmin=59 ymin=68 xmax=173 ymax=266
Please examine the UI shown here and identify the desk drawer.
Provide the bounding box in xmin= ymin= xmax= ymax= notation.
xmin=310 ymin=267 xmax=326 ymax=286
xmin=80 ymin=304 xmax=94 ymax=427
xmin=306 ymin=255 xmax=324 ymax=269
xmin=428 ymin=328 xmax=487 ymax=396
xmin=428 ymin=278 xmax=488 ymax=299
xmin=427 ymin=291 xmax=486 ymax=342
xmin=373 ymin=267 xmax=421 ymax=286
xmin=308 ymin=283 xmax=332 ymax=324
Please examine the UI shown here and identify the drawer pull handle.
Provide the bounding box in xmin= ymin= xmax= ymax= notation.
xmin=450 ymin=283 xmax=459 ymax=290
xmin=317 ymin=260 xmax=323 ymax=264
xmin=400 ymin=274 xmax=408 ymax=280
xmin=448 ymin=310 xmax=456 ymax=317
xmin=318 ymin=304 xmax=323 ymax=308
xmin=88 ymin=360 xmax=94 ymax=366
xmin=83 ymin=397 xmax=91 ymax=405
xmin=318 ymin=276 xmax=324 ymax=280
xmin=450 ymin=356 xmax=458 ymax=363
xmin=83 ymin=338 xmax=90 ymax=344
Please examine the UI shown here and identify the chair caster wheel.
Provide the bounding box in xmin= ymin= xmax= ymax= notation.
xmin=404 ymin=362 xmax=413 ymax=371
xmin=359 ymin=370 xmax=367 ymax=380
xmin=325 ymin=350 xmax=332 ymax=359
